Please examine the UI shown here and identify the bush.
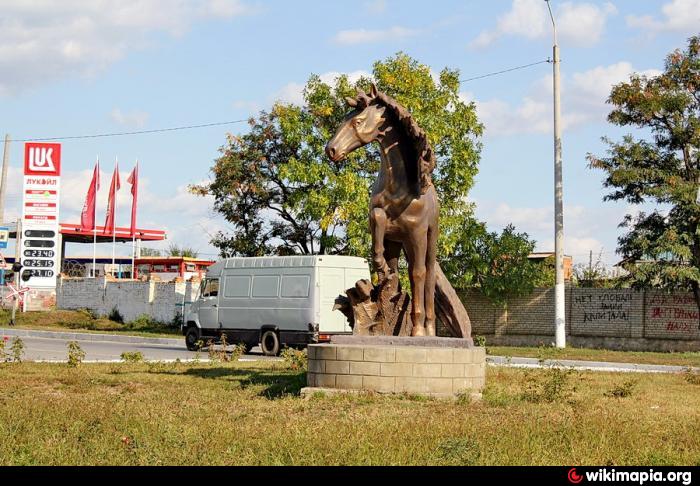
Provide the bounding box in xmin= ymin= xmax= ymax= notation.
xmin=683 ymin=367 xmax=700 ymax=385
xmin=120 ymin=351 xmax=144 ymax=363
xmin=605 ymin=380 xmax=638 ymax=398
xmin=521 ymin=367 xmax=576 ymax=403
xmin=281 ymin=347 xmax=308 ymax=371
xmin=8 ymin=337 xmax=25 ymax=363
xmin=108 ymin=307 xmax=124 ymax=324
xmin=67 ymin=341 xmax=86 ymax=367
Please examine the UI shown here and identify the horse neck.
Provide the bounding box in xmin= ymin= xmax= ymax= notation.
xmin=377 ymin=123 xmax=412 ymax=195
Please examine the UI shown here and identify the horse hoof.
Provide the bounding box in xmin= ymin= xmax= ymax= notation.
xmin=411 ymin=326 xmax=426 ymax=337
xmin=425 ymin=325 xmax=436 ymax=337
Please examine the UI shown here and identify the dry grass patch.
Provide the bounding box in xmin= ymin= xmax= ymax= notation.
xmin=0 ymin=361 xmax=698 ymax=465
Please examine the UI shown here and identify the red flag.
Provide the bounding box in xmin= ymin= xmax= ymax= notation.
xmin=127 ymin=162 xmax=138 ymax=237
xmin=80 ymin=161 xmax=100 ymax=231
xmin=103 ymin=162 xmax=121 ymax=235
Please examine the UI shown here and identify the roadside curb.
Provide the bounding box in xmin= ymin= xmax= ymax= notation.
xmin=486 ymin=356 xmax=698 ymax=374
xmin=0 ymin=327 xmax=182 ymax=346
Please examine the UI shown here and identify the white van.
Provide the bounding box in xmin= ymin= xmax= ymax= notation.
xmin=183 ymin=255 xmax=370 ymax=355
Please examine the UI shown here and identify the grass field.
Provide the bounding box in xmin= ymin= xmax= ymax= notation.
xmin=1 ymin=361 xmax=698 ymax=465
xmin=487 ymin=346 xmax=700 ymax=368
xmin=0 ymin=309 xmax=180 ymax=338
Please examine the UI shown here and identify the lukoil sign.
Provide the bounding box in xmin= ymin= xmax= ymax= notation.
xmin=24 ymin=143 xmax=61 ymax=176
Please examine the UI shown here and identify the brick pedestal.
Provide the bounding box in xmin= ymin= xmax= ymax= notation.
xmin=302 ymin=337 xmax=486 ymax=399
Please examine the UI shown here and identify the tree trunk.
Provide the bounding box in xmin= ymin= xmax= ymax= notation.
xmin=692 ymin=281 xmax=700 ymax=327
xmin=434 ymin=263 xmax=473 ymax=340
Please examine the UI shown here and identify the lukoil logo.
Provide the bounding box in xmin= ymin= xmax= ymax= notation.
xmin=24 ymin=143 xmax=61 ymax=176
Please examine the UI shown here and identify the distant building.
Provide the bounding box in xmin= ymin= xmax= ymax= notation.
xmin=134 ymin=256 xmax=215 ymax=281
xmin=527 ymin=252 xmax=573 ymax=281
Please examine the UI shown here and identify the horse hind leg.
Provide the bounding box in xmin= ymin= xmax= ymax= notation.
xmin=404 ymin=232 xmax=427 ymax=337
xmin=424 ymin=226 xmax=438 ymax=337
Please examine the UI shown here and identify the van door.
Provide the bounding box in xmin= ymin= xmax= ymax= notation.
xmin=318 ymin=267 xmax=350 ymax=333
xmin=198 ymin=278 xmax=220 ymax=329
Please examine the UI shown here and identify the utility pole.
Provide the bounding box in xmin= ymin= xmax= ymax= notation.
xmin=546 ymin=0 xmax=566 ymax=348
xmin=0 ymin=134 xmax=10 ymax=224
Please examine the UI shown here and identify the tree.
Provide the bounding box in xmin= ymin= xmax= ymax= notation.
xmin=442 ymin=224 xmax=549 ymax=303
xmin=194 ymin=52 xmax=544 ymax=297
xmin=588 ymin=35 xmax=700 ymax=315
xmin=167 ymin=244 xmax=199 ymax=258
xmin=192 ymin=53 xmax=483 ymax=261
xmin=572 ymin=251 xmax=616 ymax=288
xmin=140 ymin=247 xmax=162 ymax=257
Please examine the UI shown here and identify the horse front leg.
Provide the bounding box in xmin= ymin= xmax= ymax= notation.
xmin=370 ymin=208 xmax=390 ymax=282
xmin=404 ymin=230 xmax=428 ymax=337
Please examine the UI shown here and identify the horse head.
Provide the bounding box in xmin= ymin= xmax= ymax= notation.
xmin=325 ymin=83 xmax=389 ymax=162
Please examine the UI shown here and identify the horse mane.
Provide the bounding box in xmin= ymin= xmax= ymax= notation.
xmin=354 ymin=88 xmax=435 ymax=193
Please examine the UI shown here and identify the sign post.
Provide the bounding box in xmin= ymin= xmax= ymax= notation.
xmin=21 ymin=143 xmax=61 ymax=310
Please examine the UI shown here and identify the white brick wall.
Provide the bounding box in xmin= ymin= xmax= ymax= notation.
xmin=56 ymin=277 xmax=200 ymax=324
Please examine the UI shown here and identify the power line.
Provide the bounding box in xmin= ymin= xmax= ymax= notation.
xmin=1 ymin=119 xmax=249 ymax=144
xmin=0 ymin=60 xmax=552 ymax=144
xmin=460 ymin=59 xmax=551 ymax=83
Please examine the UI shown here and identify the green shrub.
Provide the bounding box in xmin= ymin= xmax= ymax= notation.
xmin=9 ymin=337 xmax=25 ymax=363
xmin=67 ymin=341 xmax=86 ymax=367
xmin=108 ymin=307 xmax=124 ymax=324
xmin=683 ymin=367 xmax=700 ymax=385
xmin=521 ymin=367 xmax=576 ymax=403
xmin=473 ymin=335 xmax=486 ymax=347
xmin=281 ymin=347 xmax=308 ymax=371
xmin=605 ymin=380 xmax=638 ymax=398
xmin=120 ymin=351 xmax=145 ymax=363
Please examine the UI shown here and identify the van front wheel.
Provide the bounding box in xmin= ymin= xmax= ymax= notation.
xmin=260 ymin=330 xmax=280 ymax=356
xmin=185 ymin=327 xmax=202 ymax=351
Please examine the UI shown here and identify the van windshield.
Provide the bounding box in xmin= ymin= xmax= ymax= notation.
xmin=201 ymin=278 xmax=219 ymax=298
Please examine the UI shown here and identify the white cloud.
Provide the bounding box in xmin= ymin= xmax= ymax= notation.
xmin=110 ymin=108 xmax=150 ymax=128
xmin=0 ymin=0 xmax=258 ymax=96
xmin=364 ymin=0 xmax=387 ymax=14
xmin=476 ymin=201 xmax=622 ymax=265
xmin=469 ymin=61 xmax=662 ymax=136
xmin=333 ymin=26 xmax=420 ymax=45
xmin=627 ymin=0 xmax=700 ymax=34
xmin=273 ymin=70 xmax=370 ymax=105
xmin=469 ymin=0 xmax=616 ymax=49
xmin=558 ymin=2 xmax=617 ymax=47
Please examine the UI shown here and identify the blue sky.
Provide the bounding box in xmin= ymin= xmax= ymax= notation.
xmin=1 ymin=0 xmax=698 ymax=265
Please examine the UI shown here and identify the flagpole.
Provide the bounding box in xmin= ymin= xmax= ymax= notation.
xmin=112 ymin=157 xmax=117 ymax=278
xmin=93 ymin=156 xmax=98 ymax=278
xmin=131 ymin=160 xmax=138 ymax=279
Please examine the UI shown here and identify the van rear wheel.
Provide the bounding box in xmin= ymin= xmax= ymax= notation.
xmin=260 ymin=330 xmax=280 ymax=356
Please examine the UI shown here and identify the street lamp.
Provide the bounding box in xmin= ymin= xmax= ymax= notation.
xmin=545 ymin=0 xmax=566 ymax=348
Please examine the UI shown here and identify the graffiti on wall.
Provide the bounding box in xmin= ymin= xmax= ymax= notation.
xmin=646 ymin=293 xmax=700 ymax=338
xmin=575 ymin=292 xmax=632 ymax=323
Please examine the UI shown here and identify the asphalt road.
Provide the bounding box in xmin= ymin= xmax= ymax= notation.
xmin=1 ymin=328 xmax=696 ymax=373
xmin=1 ymin=330 xmax=277 ymax=362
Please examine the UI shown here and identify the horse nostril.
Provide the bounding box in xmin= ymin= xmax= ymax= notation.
xmin=326 ymin=145 xmax=336 ymax=159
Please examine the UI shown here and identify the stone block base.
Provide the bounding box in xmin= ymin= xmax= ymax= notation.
xmin=305 ymin=337 xmax=486 ymax=398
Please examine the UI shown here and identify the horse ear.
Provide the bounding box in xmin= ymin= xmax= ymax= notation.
xmin=346 ymin=97 xmax=358 ymax=107
xmin=369 ymin=83 xmax=378 ymax=97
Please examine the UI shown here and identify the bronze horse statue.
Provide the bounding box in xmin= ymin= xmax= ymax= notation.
xmin=326 ymin=84 xmax=440 ymax=337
